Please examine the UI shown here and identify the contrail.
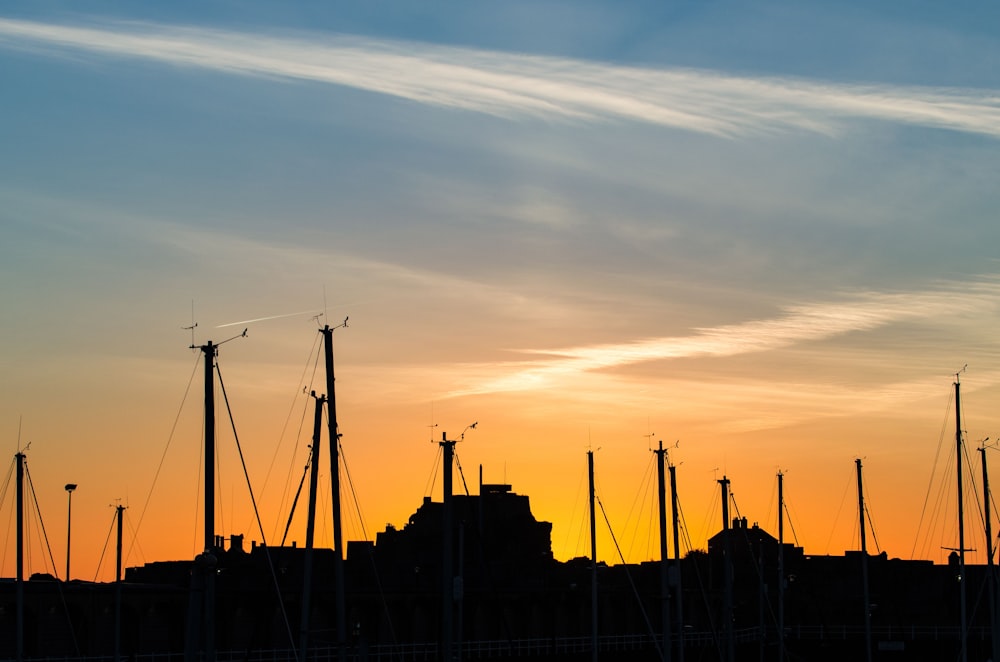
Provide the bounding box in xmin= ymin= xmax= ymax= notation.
xmin=216 ymin=310 xmax=321 ymax=328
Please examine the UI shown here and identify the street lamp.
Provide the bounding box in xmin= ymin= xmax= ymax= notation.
xmin=65 ymin=483 xmax=77 ymax=581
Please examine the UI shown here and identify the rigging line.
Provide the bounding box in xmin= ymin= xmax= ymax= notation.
xmin=424 ymin=444 xmax=442 ymax=499
xmin=595 ymin=495 xmax=664 ymax=662
xmin=263 ymin=332 xmax=323 ymax=540
xmin=862 ymin=479 xmax=881 ymax=555
xmin=216 ymin=361 xmax=299 ymax=661
xmin=0 ymin=459 xmax=13 ymax=574
xmin=911 ymin=387 xmax=955 ymax=560
xmin=124 ymin=510 xmax=147 ymax=568
xmin=454 ymin=449 xmax=471 ymax=497
xmin=825 ymin=466 xmax=854 ymax=555
xmin=730 ymin=491 xmax=743 ymax=522
xmin=927 ymin=445 xmax=957 ymax=560
xmin=191 ymin=414 xmax=204 ymax=558
xmin=783 ymin=500 xmax=801 ymax=547
xmin=340 ymin=443 xmax=399 ymax=646
xmin=92 ymin=508 xmax=118 ymax=583
xmin=271 ymin=391 xmax=314 ymax=542
xmin=675 ymin=496 xmax=724 ymax=659
xmin=623 ymin=454 xmax=657 ymax=561
xmin=0 ymin=457 xmax=13 ymax=509
xmin=24 ymin=463 xmax=59 ymax=577
xmin=733 ymin=505 xmax=782 ymax=629
xmin=563 ymin=469 xmax=586 ymax=561
xmin=341 ymin=439 xmax=369 ymax=541
xmin=864 ymin=504 xmax=882 ymax=555
xmin=215 ymin=366 xmax=226 ymax=539
xmin=280 ymin=457 xmax=311 ymax=547
xmin=128 ymin=354 xmax=201 ymax=564
xmin=1 ymin=475 xmax=13 ymax=577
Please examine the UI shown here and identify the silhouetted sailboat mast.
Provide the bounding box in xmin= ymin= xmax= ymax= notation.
xmin=654 ymin=441 xmax=672 ymax=662
xmin=321 ymin=320 xmax=349 ymax=662
xmin=856 ymin=458 xmax=872 ymax=662
xmin=978 ymin=440 xmax=1000 ymax=662
xmin=588 ymin=449 xmax=598 ymax=662
xmin=955 ymin=373 xmax=968 ymax=662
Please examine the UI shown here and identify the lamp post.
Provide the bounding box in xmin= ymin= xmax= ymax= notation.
xmin=65 ymin=483 xmax=77 ymax=581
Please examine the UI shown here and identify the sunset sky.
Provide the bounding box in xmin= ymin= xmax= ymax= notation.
xmin=3 ymin=2 xmax=1000 ymax=583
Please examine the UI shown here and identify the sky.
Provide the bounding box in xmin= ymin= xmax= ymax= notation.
xmin=2 ymin=1 xmax=1000 ymax=582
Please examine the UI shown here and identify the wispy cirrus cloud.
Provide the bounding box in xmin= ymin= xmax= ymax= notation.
xmin=446 ymin=280 xmax=1000 ymax=397
xmin=2 ymin=18 xmax=1000 ymax=138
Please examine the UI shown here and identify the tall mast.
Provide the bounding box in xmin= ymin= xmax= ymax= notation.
xmin=115 ymin=504 xmax=125 ymax=662
xmin=201 ymin=340 xmax=217 ymax=553
xmin=979 ymin=443 xmax=1000 ymax=662
xmin=719 ymin=475 xmax=734 ymax=662
xmin=588 ymin=450 xmax=598 ymax=662
xmin=669 ymin=461 xmax=684 ymax=662
xmin=440 ymin=432 xmax=456 ymax=662
xmin=856 ymin=459 xmax=872 ymax=662
xmin=15 ymin=452 xmax=24 ymax=662
xmin=777 ymin=472 xmax=784 ymax=662
xmin=300 ymin=392 xmax=325 ymax=660
xmin=654 ymin=442 xmax=672 ymax=662
xmin=955 ymin=376 xmax=967 ymax=662
xmin=321 ymin=322 xmax=348 ymax=660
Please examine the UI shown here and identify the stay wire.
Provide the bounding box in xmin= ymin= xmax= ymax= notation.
xmin=340 ymin=439 xmax=399 ymax=646
xmin=24 ymin=463 xmax=59 ymax=576
xmin=128 ymin=354 xmax=200 ymax=565
xmin=268 ymin=334 xmax=322 ymax=542
xmin=93 ymin=508 xmax=118 ymax=582
xmin=217 ymin=361 xmax=299 ymax=662
xmin=911 ymin=388 xmax=955 ymax=560
xmin=595 ymin=495 xmax=663 ymax=662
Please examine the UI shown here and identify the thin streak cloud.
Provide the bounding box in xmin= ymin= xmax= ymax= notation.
xmin=447 ymin=280 xmax=1000 ymax=397
xmin=2 ymin=18 xmax=1000 ymax=138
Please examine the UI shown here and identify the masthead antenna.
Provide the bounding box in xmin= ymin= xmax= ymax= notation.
xmin=182 ymin=300 xmax=198 ymax=351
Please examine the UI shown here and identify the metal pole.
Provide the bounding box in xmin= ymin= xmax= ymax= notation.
xmin=980 ymin=445 xmax=1000 ymax=662
xmin=777 ymin=472 xmax=784 ymax=662
xmin=441 ymin=432 xmax=456 ymax=662
xmin=301 ymin=392 xmax=325 ymax=660
xmin=655 ymin=442 xmax=672 ymax=662
xmin=719 ymin=476 xmax=734 ymax=662
xmin=202 ymin=340 xmax=216 ymax=552
xmin=669 ymin=463 xmax=684 ymax=662
xmin=856 ymin=459 xmax=872 ymax=662
xmin=199 ymin=341 xmax=217 ymax=662
xmin=65 ymin=483 xmax=77 ymax=581
xmin=115 ymin=504 xmax=124 ymax=662
xmin=589 ymin=450 xmax=598 ymax=662
xmin=16 ymin=453 xmax=25 ymax=662
xmin=322 ymin=324 xmax=348 ymax=660
xmin=956 ymin=378 xmax=967 ymax=662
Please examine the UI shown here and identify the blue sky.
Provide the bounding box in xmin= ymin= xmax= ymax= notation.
xmin=2 ymin=1 xmax=1000 ymax=575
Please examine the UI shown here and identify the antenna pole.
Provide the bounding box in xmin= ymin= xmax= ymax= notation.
xmin=654 ymin=442 xmax=672 ymax=662
xmin=441 ymin=432 xmax=457 ymax=662
xmin=115 ymin=504 xmax=125 ymax=662
xmin=980 ymin=445 xmax=1000 ymax=662
xmin=321 ymin=324 xmax=348 ymax=661
xmin=588 ymin=449 xmax=598 ymax=662
xmin=955 ymin=377 xmax=968 ymax=662
xmin=719 ymin=475 xmax=734 ymax=662
xmin=777 ymin=472 xmax=785 ymax=662
xmin=300 ymin=392 xmax=325 ymax=660
xmin=856 ymin=459 xmax=872 ymax=662
xmin=201 ymin=340 xmax=217 ymax=553
xmin=15 ymin=452 xmax=24 ymax=662
xmin=669 ymin=461 xmax=684 ymax=662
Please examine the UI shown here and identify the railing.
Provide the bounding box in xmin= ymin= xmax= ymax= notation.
xmin=12 ymin=626 xmax=996 ymax=662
